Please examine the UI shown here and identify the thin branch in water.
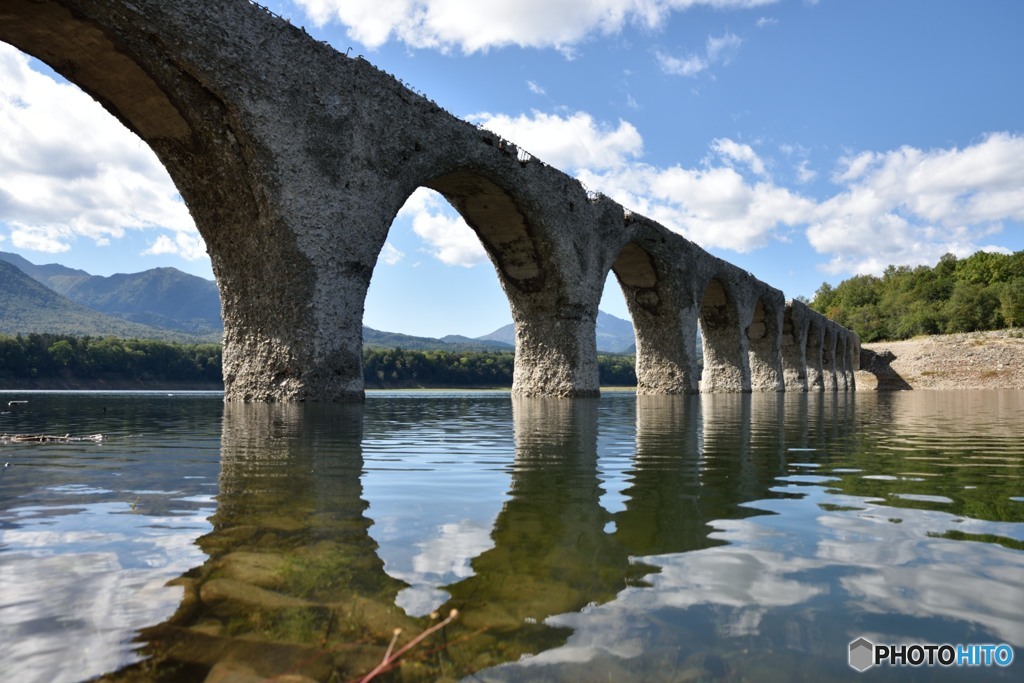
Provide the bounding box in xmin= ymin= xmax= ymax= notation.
xmin=357 ymin=609 xmax=459 ymax=683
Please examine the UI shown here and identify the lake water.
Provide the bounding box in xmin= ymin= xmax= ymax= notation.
xmin=0 ymin=390 xmax=1021 ymax=682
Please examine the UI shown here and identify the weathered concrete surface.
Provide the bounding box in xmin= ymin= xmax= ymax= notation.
xmin=0 ymin=0 xmax=859 ymax=400
xmin=782 ymin=301 xmax=811 ymax=392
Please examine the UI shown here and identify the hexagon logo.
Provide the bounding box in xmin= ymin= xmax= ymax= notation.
xmin=849 ymin=637 xmax=875 ymax=672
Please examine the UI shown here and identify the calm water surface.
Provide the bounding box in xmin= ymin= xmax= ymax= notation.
xmin=0 ymin=390 xmax=1021 ymax=681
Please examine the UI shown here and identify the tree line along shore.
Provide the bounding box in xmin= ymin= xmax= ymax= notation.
xmin=3 ymin=330 xmax=1022 ymax=393
xmin=810 ymin=250 xmax=1024 ymax=342
xmin=0 ymin=333 xmax=637 ymax=390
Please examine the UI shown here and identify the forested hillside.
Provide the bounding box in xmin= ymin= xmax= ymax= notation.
xmin=0 ymin=252 xmax=222 ymax=339
xmin=810 ymin=250 xmax=1024 ymax=342
xmin=0 ymin=261 xmax=206 ymax=342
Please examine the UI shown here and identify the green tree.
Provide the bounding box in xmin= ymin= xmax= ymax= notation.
xmin=999 ymin=277 xmax=1024 ymax=327
xmin=943 ymin=284 xmax=1001 ymax=333
xmin=48 ymin=339 xmax=77 ymax=368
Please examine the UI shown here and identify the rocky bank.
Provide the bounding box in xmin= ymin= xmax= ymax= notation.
xmin=858 ymin=329 xmax=1024 ymax=391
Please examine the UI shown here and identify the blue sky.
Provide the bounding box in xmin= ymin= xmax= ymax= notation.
xmin=2 ymin=0 xmax=1024 ymax=337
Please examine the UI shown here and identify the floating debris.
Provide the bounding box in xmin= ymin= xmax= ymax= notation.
xmin=1 ymin=433 xmax=104 ymax=444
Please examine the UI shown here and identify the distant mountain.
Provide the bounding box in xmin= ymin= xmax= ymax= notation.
xmin=364 ymin=327 xmax=513 ymax=352
xmin=0 ymin=252 xmax=222 ymax=340
xmin=478 ymin=309 xmax=636 ymax=353
xmin=0 ymin=260 xmax=206 ymax=341
xmin=0 ymin=251 xmax=90 ymax=285
xmin=475 ymin=324 xmax=514 ymax=347
xmin=0 ymin=251 xmax=637 ymax=352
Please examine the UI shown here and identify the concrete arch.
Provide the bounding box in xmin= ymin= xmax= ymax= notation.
xmin=610 ymin=217 xmax=703 ymax=395
xmin=2 ymin=0 xmax=861 ymax=401
xmin=386 ymin=143 xmax=630 ymax=398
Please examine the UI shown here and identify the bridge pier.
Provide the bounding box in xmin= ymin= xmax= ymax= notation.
xmin=510 ymin=308 xmax=601 ymax=398
xmin=847 ymin=334 xmax=860 ymax=390
xmin=823 ymin=324 xmax=840 ymax=392
xmin=630 ymin=306 xmax=701 ymax=394
xmin=806 ymin=315 xmax=826 ymax=391
xmin=748 ymin=295 xmax=786 ymax=392
xmin=699 ymin=278 xmax=752 ymax=393
xmin=781 ymin=301 xmax=811 ymax=392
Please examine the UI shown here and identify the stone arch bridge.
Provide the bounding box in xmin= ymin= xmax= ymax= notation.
xmin=1 ymin=0 xmax=860 ymax=401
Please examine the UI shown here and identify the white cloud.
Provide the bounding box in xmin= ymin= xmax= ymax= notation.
xmin=380 ymin=241 xmax=405 ymax=265
xmin=710 ymin=137 xmax=768 ymax=176
xmin=143 ymin=232 xmax=207 ymax=261
xmin=579 ymin=162 xmax=815 ymax=252
xmin=808 ymin=133 xmax=1024 ymax=275
xmin=655 ymin=50 xmax=708 ymax=77
xmin=294 ymin=0 xmax=777 ymax=53
xmin=468 ymin=110 xmax=643 ymax=171
xmin=657 ymin=31 xmax=743 ymax=77
xmin=399 ymin=188 xmax=489 ymax=267
xmin=10 ymin=225 xmax=71 ymax=253
xmin=0 ymin=44 xmax=200 ymax=258
xmin=706 ymin=31 xmax=743 ymax=63
xmin=795 ymin=159 xmax=816 ymax=184
xmin=526 ymin=80 xmax=546 ymax=95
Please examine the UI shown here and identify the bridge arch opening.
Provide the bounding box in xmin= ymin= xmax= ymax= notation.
xmin=362 ymin=184 xmax=517 ymax=354
xmin=424 ymin=172 xmax=545 ymax=293
xmin=367 ymin=163 xmax=606 ymax=394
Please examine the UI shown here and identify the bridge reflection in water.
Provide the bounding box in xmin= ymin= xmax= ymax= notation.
xmin=104 ymin=392 xmax=1023 ymax=682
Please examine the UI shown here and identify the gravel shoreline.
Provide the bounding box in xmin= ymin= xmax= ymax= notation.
xmin=858 ymin=329 xmax=1024 ymax=391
